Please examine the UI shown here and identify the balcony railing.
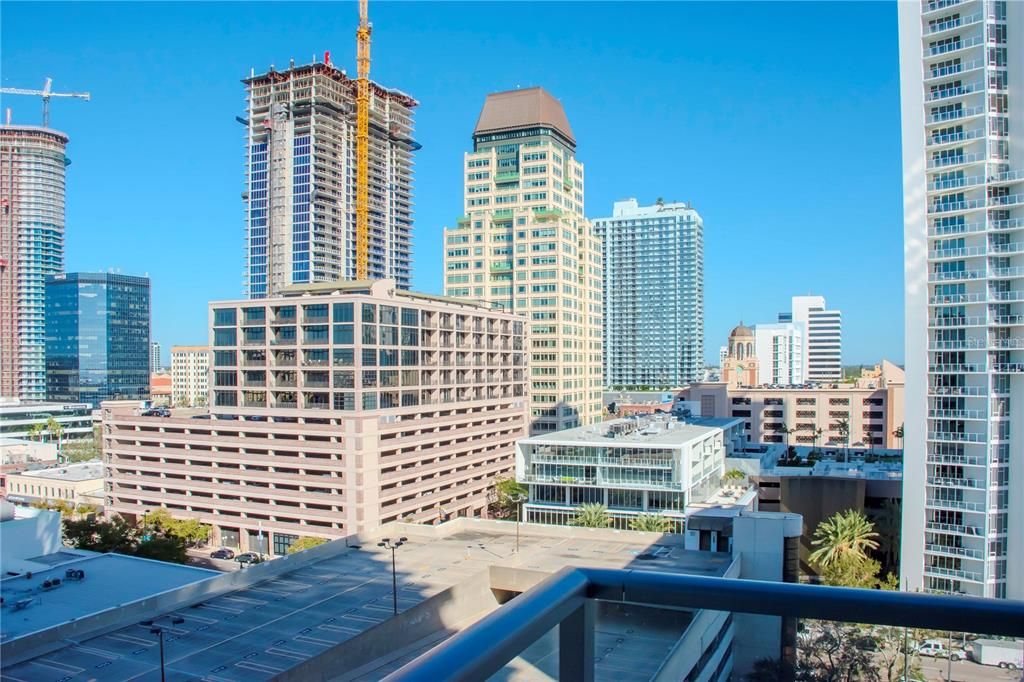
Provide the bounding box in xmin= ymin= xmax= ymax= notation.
xmin=925 ymin=35 xmax=985 ymax=58
xmin=383 ymin=566 xmax=1023 ymax=682
xmin=925 ymin=543 xmax=984 ymax=560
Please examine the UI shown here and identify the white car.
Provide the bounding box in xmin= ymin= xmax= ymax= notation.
xmin=918 ymin=639 xmax=962 ymax=661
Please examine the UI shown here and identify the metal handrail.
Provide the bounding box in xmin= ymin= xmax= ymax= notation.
xmin=384 ymin=566 xmax=1024 ymax=682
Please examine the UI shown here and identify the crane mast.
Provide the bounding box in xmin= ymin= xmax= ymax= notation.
xmin=355 ymin=0 xmax=371 ymax=280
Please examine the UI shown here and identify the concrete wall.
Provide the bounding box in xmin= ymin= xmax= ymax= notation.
xmin=0 ymin=510 xmax=61 ymax=572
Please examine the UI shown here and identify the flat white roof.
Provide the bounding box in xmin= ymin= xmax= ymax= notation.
xmin=521 ymin=416 xmax=741 ymax=448
xmin=17 ymin=461 xmax=103 ymax=482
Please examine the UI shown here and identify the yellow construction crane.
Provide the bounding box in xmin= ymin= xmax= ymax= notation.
xmin=355 ymin=0 xmax=372 ymax=280
xmin=0 ymin=78 xmax=90 ymax=128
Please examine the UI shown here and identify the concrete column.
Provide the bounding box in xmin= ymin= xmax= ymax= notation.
xmin=559 ymin=600 xmax=595 ymax=682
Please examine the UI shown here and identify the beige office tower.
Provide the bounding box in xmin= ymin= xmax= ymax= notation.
xmin=103 ymin=280 xmax=528 ymax=552
xmin=443 ymin=88 xmax=602 ymax=433
xmin=170 ymin=345 xmax=209 ymax=407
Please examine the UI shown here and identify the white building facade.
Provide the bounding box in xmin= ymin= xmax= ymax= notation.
xmin=149 ymin=341 xmax=162 ymax=374
xmin=170 ymin=345 xmax=209 ymax=407
xmin=595 ymin=198 xmax=704 ymax=388
xmin=783 ymin=296 xmax=842 ymax=382
xmin=515 ymin=415 xmax=745 ymax=532
xmin=753 ymin=323 xmax=805 ymax=386
xmin=899 ymin=0 xmax=1024 ymax=599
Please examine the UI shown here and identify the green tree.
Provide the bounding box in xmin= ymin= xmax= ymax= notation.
xmin=62 ymin=438 xmax=101 ymax=463
xmin=287 ymin=536 xmax=329 ymax=554
xmin=819 ymin=554 xmax=884 ymax=588
xmin=63 ymin=516 xmax=139 ymax=554
xmin=491 ymin=477 xmax=527 ymax=519
xmin=810 ymin=509 xmax=879 ymax=570
xmin=800 ymin=621 xmax=881 ymax=681
xmin=723 ymin=468 xmax=746 ymax=485
xmin=570 ymin=503 xmax=611 ymax=528
xmin=135 ymin=535 xmax=188 ymax=564
xmin=893 ymin=424 xmax=904 ymax=451
xmin=835 ymin=417 xmax=851 ymax=461
xmin=142 ymin=508 xmax=175 ymax=533
xmin=628 ymin=513 xmax=671 ymax=533
xmin=172 ymin=518 xmax=212 ymax=547
xmin=27 ymin=422 xmax=46 ymax=442
xmin=46 ymin=417 xmax=64 ymax=449
xmin=872 ymin=497 xmax=902 ymax=575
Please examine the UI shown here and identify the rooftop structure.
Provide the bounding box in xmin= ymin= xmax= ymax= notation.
xmin=243 ymin=60 xmax=418 ymax=297
xmin=898 ymin=0 xmax=1024 ymax=600
xmin=516 ymin=414 xmax=746 ymax=532
xmin=1 ymin=517 xmax=804 ymax=680
xmin=595 ymin=198 xmax=704 ymax=388
xmin=444 ymin=87 xmax=602 ymax=434
xmin=4 ymin=460 xmax=105 ymax=509
xmin=104 ymin=279 xmax=528 ymax=552
xmin=0 ymin=125 xmax=69 ymax=401
xmin=684 ymin=360 xmax=906 ymax=450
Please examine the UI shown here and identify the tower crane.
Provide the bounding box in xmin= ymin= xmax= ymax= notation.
xmin=0 ymin=78 xmax=90 ymax=128
xmin=354 ymin=0 xmax=371 ymax=280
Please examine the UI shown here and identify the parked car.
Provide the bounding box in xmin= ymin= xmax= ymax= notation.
xmin=209 ymin=548 xmax=235 ymax=560
xmin=142 ymin=408 xmax=171 ymax=417
xmin=236 ymin=552 xmax=262 ymax=566
xmin=917 ymin=639 xmax=962 ymax=661
xmin=969 ymin=639 xmax=1023 ymax=670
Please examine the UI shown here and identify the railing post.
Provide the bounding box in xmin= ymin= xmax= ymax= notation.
xmin=559 ymin=599 xmax=595 ymax=682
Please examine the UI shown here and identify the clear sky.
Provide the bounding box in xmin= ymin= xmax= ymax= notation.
xmin=2 ymin=1 xmax=905 ymax=367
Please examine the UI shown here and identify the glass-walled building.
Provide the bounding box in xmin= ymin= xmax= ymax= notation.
xmin=595 ymin=198 xmax=704 ymax=388
xmin=515 ymin=414 xmax=744 ymax=532
xmin=45 ymin=273 xmax=151 ymax=406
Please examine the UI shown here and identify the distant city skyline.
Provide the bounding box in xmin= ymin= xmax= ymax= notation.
xmin=1 ymin=1 xmax=904 ymax=365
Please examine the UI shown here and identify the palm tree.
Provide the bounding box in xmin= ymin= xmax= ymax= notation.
xmin=893 ymin=424 xmax=904 ymax=452
xmin=570 ymin=503 xmax=611 ymax=528
xmin=810 ymin=509 xmax=880 ymax=569
xmin=27 ymin=423 xmax=46 ymax=442
xmin=835 ymin=417 xmax=851 ymax=461
xmin=46 ymin=417 xmax=64 ymax=452
xmin=629 ymin=513 xmax=671 ymax=533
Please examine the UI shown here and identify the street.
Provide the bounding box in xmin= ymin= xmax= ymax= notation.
xmin=918 ymin=656 xmax=1022 ymax=682
xmin=184 ymin=547 xmax=240 ymax=572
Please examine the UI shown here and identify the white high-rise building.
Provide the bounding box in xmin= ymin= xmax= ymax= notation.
xmin=753 ymin=323 xmax=805 ymax=386
xmin=782 ymin=296 xmax=842 ymax=382
xmin=595 ymin=198 xmax=704 ymax=388
xmin=899 ymin=0 xmax=1023 ymax=599
xmin=149 ymin=341 xmax=162 ymax=374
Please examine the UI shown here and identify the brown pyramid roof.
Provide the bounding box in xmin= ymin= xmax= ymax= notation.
xmin=473 ymin=87 xmax=575 ymax=147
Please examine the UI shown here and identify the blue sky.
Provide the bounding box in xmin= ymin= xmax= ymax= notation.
xmin=2 ymin=1 xmax=904 ymax=366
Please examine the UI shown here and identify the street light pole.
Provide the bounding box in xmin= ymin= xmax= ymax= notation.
xmin=141 ymin=615 xmax=184 ymax=682
xmin=510 ymin=493 xmax=526 ymax=554
xmin=156 ymin=629 xmax=165 ymax=682
xmin=377 ymin=537 xmax=408 ymax=615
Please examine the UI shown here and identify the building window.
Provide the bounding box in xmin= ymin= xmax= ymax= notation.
xmin=273 ymin=533 xmax=298 ymax=555
xmin=213 ymin=309 xmax=237 ymax=327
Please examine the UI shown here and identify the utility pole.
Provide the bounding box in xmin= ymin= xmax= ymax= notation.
xmin=377 ymin=537 xmax=407 ymax=615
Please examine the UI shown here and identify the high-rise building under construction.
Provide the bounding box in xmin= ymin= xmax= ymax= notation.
xmin=443 ymin=87 xmax=603 ymax=433
xmin=242 ymin=59 xmax=418 ymax=298
xmin=0 ymin=125 xmax=69 ymax=400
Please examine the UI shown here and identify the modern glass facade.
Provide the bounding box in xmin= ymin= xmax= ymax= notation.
xmin=45 ymin=273 xmax=151 ymax=407
xmin=515 ymin=416 xmax=742 ymax=531
xmin=595 ymin=199 xmax=704 ymax=388
xmin=899 ymin=0 xmax=1024 ymax=599
xmin=0 ymin=126 xmax=69 ymax=401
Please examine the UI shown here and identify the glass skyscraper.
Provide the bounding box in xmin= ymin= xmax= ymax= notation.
xmin=595 ymin=198 xmax=704 ymax=388
xmin=45 ymin=273 xmax=151 ymax=406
